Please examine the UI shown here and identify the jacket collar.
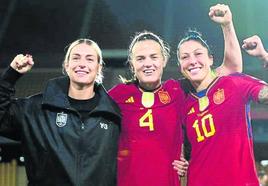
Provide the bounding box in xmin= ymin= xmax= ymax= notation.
xmin=42 ymin=76 xmax=121 ymax=119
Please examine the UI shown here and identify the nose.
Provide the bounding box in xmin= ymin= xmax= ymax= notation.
xmin=78 ymin=64 xmax=86 ymax=68
xmin=188 ymin=55 xmax=198 ymax=65
xmin=78 ymin=58 xmax=87 ymax=68
xmin=143 ymin=58 xmax=153 ymax=67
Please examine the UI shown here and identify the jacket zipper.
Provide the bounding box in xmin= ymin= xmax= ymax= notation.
xmin=81 ymin=122 xmax=85 ymax=130
xmin=66 ymin=107 xmax=84 ymax=185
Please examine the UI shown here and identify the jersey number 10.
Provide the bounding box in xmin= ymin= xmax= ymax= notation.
xmin=192 ymin=113 xmax=216 ymax=142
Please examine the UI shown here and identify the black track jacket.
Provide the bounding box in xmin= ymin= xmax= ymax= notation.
xmin=0 ymin=71 xmax=121 ymax=186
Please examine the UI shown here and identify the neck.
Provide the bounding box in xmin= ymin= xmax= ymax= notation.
xmin=138 ymin=81 xmax=161 ymax=92
xmin=68 ymin=82 xmax=95 ymax=100
xmin=192 ymin=73 xmax=216 ymax=92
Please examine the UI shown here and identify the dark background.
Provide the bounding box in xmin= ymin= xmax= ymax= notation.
xmin=0 ymin=0 xmax=268 ymax=161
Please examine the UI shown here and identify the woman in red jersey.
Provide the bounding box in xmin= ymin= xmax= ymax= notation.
xmin=109 ymin=4 xmax=243 ymax=186
xmin=174 ymin=23 xmax=268 ymax=186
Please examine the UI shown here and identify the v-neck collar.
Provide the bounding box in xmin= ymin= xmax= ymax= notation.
xmin=190 ymin=76 xmax=220 ymax=99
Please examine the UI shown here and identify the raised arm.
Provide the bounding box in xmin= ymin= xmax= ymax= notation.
xmin=242 ymin=35 xmax=268 ymax=68
xmin=258 ymin=85 xmax=268 ymax=104
xmin=209 ymin=4 xmax=242 ymax=76
xmin=0 ymin=54 xmax=34 ymax=138
xmin=10 ymin=54 xmax=34 ymax=74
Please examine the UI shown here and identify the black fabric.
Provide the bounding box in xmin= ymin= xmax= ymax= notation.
xmin=0 ymin=70 xmax=121 ymax=186
xmin=68 ymin=93 xmax=100 ymax=122
xmin=1 ymin=66 xmax=22 ymax=85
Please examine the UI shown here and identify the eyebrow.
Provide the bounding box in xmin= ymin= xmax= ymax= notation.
xmin=181 ymin=48 xmax=204 ymax=54
xmin=135 ymin=53 xmax=159 ymax=57
xmin=71 ymin=53 xmax=95 ymax=58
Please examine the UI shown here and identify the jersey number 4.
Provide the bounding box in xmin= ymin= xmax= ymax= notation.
xmin=192 ymin=113 xmax=216 ymax=142
xmin=139 ymin=109 xmax=154 ymax=131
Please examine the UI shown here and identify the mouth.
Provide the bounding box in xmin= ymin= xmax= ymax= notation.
xmin=75 ymin=70 xmax=89 ymax=75
xmin=143 ymin=69 xmax=155 ymax=76
xmin=188 ymin=67 xmax=201 ymax=75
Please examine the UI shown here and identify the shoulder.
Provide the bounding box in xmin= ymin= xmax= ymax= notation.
xmin=109 ymin=83 xmax=129 ymax=95
xmin=163 ymin=79 xmax=185 ymax=89
xmin=22 ymin=92 xmax=43 ymax=104
xmin=162 ymin=79 xmax=186 ymax=99
xmin=222 ymin=72 xmax=266 ymax=84
xmin=108 ymin=83 xmax=138 ymax=100
xmin=12 ymin=92 xmax=43 ymax=112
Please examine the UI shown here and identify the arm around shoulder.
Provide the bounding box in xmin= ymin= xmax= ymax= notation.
xmin=258 ymin=85 xmax=268 ymax=104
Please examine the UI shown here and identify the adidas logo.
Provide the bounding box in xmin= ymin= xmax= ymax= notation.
xmin=125 ymin=96 xmax=134 ymax=103
xmin=187 ymin=107 xmax=195 ymax=115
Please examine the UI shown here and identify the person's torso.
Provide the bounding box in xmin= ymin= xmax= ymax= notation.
xmin=184 ymin=75 xmax=259 ymax=186
xmin=20 ymin=94 xmax=119 ymax=186
xmin=109 ymin=79 xmax=185 ymax=186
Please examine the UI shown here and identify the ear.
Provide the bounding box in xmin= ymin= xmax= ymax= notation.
xmin=208 ymin=55 xmax=214 ymax=66
xmin=163 ymin=59 xmax=168 ymax=68
xmin=176 ymin=58 xmax=183 ymax=72
xmin=64 ymin=61 xmax=69 ymax=74
xmin=129 ymin=62 xmax=135 ymax=73
xmin=180 ymin=64 xmax=188 ymax=78
xmin=98 ymin=64 xmax=103 ymax=74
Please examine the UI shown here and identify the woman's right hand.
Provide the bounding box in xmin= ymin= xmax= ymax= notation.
xmin=10 ymin=54 xmax=34 ymax=74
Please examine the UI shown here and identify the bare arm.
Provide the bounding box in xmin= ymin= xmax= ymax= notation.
xmin=258 ymin=85 xmax=268 ymax=104
xmin=242 ymin=35 xmax=268 ymax=68
xmin=209 ymin=4 xmax=242 ymax=76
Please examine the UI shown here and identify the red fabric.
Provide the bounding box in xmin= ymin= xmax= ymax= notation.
xmin=183 ymin=74 xmax=265 ymax=186
xmin=109 ymin=79 xmax=185 ymax=186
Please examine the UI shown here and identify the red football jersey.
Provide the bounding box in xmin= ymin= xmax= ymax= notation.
xmin=183 ymin=73 xmax=267 ymax=186
xmin=109 ymin=79 xmax=185 ymax=186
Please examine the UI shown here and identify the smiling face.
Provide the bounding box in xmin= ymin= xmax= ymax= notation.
xmin=178 ymin=40 xmax=213 ymax=87
xmin=64 ymin=43 xmax=102 ymax=88
xmin=130 ymin=40 xmax=167 ymax=90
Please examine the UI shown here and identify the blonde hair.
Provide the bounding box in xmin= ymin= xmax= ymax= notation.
xmin=123 ymin=31 xmax=170 ymax=83
xmin=128 ymin=31 xmax=170 ymax=64
xmin=62 ymin=39 xmax=104 ymax=84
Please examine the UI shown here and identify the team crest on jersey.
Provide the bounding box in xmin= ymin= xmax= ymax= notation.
xmin=213 ymin=89 xmax=225 ymax=104
xmin=56 ymin=112 xmax=68 ymax=127
xmin=142 ymin=92 xmax=154 ymax=108
xmin=158 ymin=90 xmax=171 ymax=104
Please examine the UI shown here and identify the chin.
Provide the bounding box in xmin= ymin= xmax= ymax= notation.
xmin=189 ymin=77 xmax=201 ymax=82
xmin=74 ymin=78 xmax=94 ymax=85
xmin=143 ymin=78 xmax=158 ymax=84
xmin=185 ymin=73 xmax=199 ymax=80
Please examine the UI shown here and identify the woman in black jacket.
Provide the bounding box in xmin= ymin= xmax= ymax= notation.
xmin=0 ymin=39 xmax=121 ymax=186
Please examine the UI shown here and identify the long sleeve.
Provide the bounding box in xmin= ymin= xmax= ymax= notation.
xmin=0 ymin=68 xmax=22 ymax=140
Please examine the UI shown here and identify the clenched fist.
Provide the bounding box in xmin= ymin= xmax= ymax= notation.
xmin=10 ymin=54 xmax=34 ymax=74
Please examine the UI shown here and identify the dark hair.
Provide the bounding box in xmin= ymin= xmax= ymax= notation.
xmin=177 ymin=29 xmax=213 ymax=59
xmin=121 ymin=31 xmax=170 ymax=83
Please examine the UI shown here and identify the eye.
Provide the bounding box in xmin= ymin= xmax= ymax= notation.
xmin=151 ymin=56 xmax=158 ymax=60
xmin=86 ymin=58 xmax=94 ymax=62
xmin=136 ymin=57 xmax=144 ymax=62
xmin=71 ymin=56 xmax=80 ymax=61
xmin=181 ymin=55 xmax=188 ymax=60
xmin=195 ymin=51 xmax=204 ymax=56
